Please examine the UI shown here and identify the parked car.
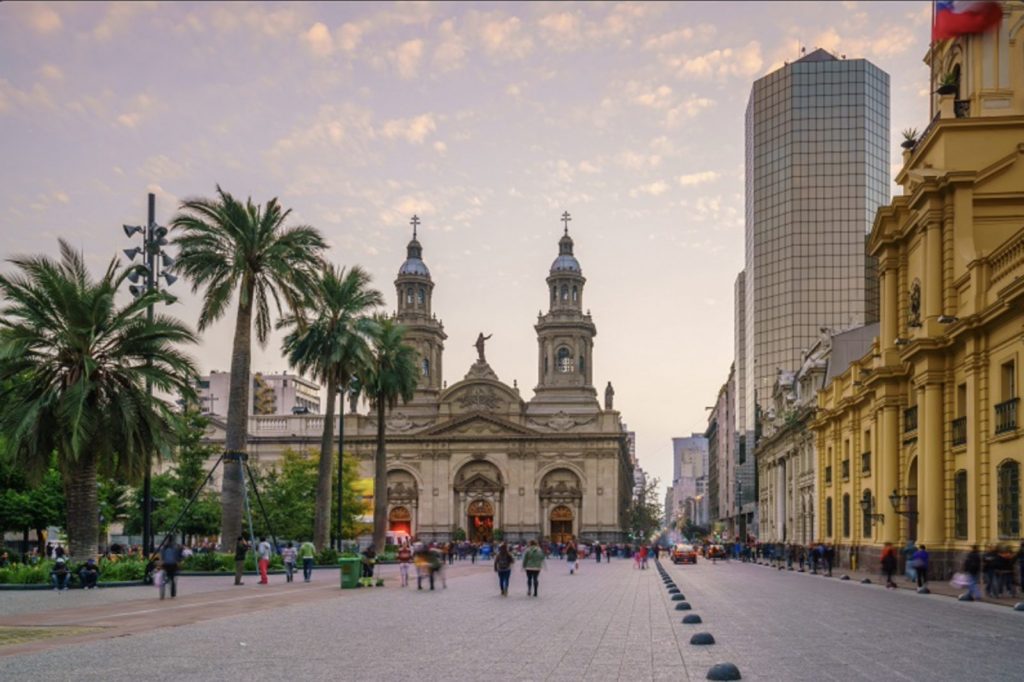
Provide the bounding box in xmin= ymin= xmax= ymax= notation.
xmin=672 ymin=543 xmax=697 ymax=564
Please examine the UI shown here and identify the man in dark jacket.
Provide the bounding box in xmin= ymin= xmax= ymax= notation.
xmin=159 ymin=542 xmax=183 ymax=600
xmin=964 ymin=546 xmax=982 ymax=600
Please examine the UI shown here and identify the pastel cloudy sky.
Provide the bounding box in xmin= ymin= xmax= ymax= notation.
xmin=1 ymin=1 xmax=933 ymax=491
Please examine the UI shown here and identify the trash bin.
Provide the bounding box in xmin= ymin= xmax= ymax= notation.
xmin=339 ymin=557 xmax=361 ymax=589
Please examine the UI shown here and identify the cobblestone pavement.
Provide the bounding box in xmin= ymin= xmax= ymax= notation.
xmin=0 ymin=557 xmax=1021 ymax=681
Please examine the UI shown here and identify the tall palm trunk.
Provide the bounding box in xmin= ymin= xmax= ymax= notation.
xmin=220 ymin=292 xmax=253 ymax=550
xmin=372 ymin=391 xmax=388 ymax=552
xmin=313 ymin=375 xmax=337 ymax=549
xmin=65 ymin=451 xmax=98 ymax=561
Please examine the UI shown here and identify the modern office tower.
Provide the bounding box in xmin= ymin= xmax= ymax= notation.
xmin=742 ymin=48 xmax=889 ymax=442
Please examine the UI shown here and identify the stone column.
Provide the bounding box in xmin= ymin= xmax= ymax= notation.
xmin=879 ymin=405 xmax=900 ymax=544
xmin=921 ymin=383 xmax=945 ymax=547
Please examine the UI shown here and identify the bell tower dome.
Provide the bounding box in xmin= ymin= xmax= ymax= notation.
xmin=394 ymin=215 xmax=446 ymax=398
xmin=532 ymin=212 xmax=598 ymax=405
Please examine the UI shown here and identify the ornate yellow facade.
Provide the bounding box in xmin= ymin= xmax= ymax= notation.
xmin=812 ymin=8 xmax=1024 ymax=576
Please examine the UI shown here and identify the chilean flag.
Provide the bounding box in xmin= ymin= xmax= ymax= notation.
xmin=932 ymin=1 xmax=1003 ymax=41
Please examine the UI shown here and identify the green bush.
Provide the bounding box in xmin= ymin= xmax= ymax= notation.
xmin=0 ymin=562 xmax=50 ymax=584
xmin=316 ymin=547 xmax=339 ymax=565
xmin=181 ymin=552 xmax=227 ymax=572
xmin=97 ymin=558 xmax=146 ymax=582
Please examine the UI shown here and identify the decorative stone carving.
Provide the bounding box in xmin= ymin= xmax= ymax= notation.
xmin=908 ymin=279 xmax=922 ymax=327
xmin=528 ymin=410 xmax=597 ymax=432
xmin=455 ymin=385 xmax=503 ymax=411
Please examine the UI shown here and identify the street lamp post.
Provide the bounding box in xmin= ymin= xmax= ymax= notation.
xmin=122 ymin=192 xmax=177 ymax=557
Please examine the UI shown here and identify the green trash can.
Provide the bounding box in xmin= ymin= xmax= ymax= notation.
xmin=339 ymin=556 xmax=361 ymax=589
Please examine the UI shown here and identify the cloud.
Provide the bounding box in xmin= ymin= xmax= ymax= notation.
xmin=336 ymin=21 xmax=364 ymax=52
xmin=433 ymin=141 xmax=448 ymax=154
xmin=618 ymin=150 xmax=662 ymax=171
xmin=302 ymin=22 xmax=334 ymax=57
xmin=0 ymin=79 xmax=55 ymax=114
xmin=38 ymin=64 xmax=63 ymax=81
xmin=643 ymin=24 xmax=716 ymax=51
xmin=379 ymin=113 xmax=436 ymax=144
xmin=479 ymin=16 xmax=533 ymax=59
xmin=538 ymin=11 xmax=582 ymax=49
xmin=578 ymin=160 xmax=601 ymax=174
xmin=391 ymin=39 xmax=424 ymax=79
xmin=678 ymin=171 xmax=720 ymax=186
xmin=671 ymin=41 xmax=763 ymax=79
xmin=630 ymin=180 xmax=669 ymax=198
xmin=632 ymin=85 xmax=674 ymax=109
xmin=19 ymin=3 xmax=62 ymax=34
xmin=52 ymin=191 xmax=69 ymax=204
xmin=93 ymin=2 xmax=158 ymax=42
xmin=115 ymin=93 xmax=157 ymax=129
xmin=433 ymin=18 xmax=467 ymax=71
xmin=665 ymin=96 xmax=714 ymax=127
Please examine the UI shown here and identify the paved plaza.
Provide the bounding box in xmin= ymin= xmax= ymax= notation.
xmin=0 ymin=557 xmax=1021 ymax=681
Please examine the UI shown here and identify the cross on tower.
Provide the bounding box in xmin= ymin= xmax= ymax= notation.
xmin=561 ymin=211 xmax=572 ymax=235
xmin=411 ymin=214 xmax=420 ymax=238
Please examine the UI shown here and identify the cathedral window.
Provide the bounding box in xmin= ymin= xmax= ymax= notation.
xmin=417 ymin=288 xmax=426 ymax=306
xmin=579 ymin=354 xmax=585 ymax=374
xmin=406 ymin=287 xmax=414 ymax=305
xmin=551 ymin=286 xmax=556 ymax=304
xmin=557 ymin=347 xmax=574 ymax=373
xmin=560 ymin=285 xmax=568 ymax=302
xmin=572 ymin=286 xmax=578 ymax=302
xmin=422 ymin=358 xmax=430 ymax=378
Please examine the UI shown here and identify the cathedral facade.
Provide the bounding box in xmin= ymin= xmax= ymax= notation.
xmin=209 ymin=217 xmax=633 ymax=543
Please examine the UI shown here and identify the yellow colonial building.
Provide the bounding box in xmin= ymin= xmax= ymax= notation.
xmin=812 ymin=8 xmax=1024 ymax=576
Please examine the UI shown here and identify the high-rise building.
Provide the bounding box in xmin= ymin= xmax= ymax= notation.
xmin=742 ymin=49 xmax=889 ymax=439
xmin=671 ymin=434 xmax=709 ymax=527
xmin=734 ymin=49 xmax=889 ymax=542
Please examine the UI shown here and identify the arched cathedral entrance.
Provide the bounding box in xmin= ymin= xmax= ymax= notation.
xmin=453 ymin=460 xmax=504 ymax=543
xmin=467 ymin=499 xmax=495 ymax=542
xmin=540 ymin=468 xmax=582 ymax=541
xmin=550 ymin=505 xmax=574 ymax=544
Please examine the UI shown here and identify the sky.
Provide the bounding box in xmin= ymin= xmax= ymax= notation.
xmin=0 ymin=1 xmax=936 ymax=495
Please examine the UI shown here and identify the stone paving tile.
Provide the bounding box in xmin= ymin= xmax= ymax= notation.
xmin=1 ymin=556 xmax=1021 ymax=681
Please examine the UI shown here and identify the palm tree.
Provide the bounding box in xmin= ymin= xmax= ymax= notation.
xmin=278 ymin=265 xmax=383 ymax=549
xmin=364 ymin=316 xmax=418 ymax=551
xmin=171 ymin=187 xmax=326 ymax=548
xmin=0 ymin=241 xmax=198 ymax=560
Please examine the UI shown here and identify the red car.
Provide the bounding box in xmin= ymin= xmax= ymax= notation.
xmin=672 ymin=543 xmax=697 ymax=564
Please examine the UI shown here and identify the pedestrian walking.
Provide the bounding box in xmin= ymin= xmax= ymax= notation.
xmin=566 ymin=541 xmax=579 ymax=575
xmin=282 ymin=542 xmax=297 ymax=583
xmin=639 ymin=544 xmax=649 ymax=570
xmin=522 ymin=539 xmax=545 ymax=597
xmin=912 ymin=545 xmax=929 ymax=588
xmin=415 ymin=544 xmax=434 ymax=591
xmin=495 ymin=543 xmax=514 ymax=596
xmin=234 ymin=535 xmax=249 ymax=586
xmin=881 ymin=542 xmax=897 ymax=589
xmin=257 ymin=536 xmax=272 ymax=585
xmin=159 ymin=541 xmax=183 ymax=599
xmin=594 ymin=542 xmax=603 ymax=564
xmin=299 ymin=540 xmax=316 ymax=582
xmin=964 ymin=545 xmax=982 ymax=600
xmin=824 ymin=543 xmax=835 ymax=577
xmin=902 ymin=540 xmax=917 ymax=583
xmin=398 ymin=542 xmax=413 ymax=587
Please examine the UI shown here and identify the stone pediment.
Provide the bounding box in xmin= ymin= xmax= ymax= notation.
xmin=423 ymin=413 xmax=536 ymax=438
xmin=441 ymin=375 xmax=522 ymax=415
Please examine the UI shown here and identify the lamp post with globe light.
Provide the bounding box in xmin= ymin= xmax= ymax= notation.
xmin=122 ymin=192 xmax=178 ymax=557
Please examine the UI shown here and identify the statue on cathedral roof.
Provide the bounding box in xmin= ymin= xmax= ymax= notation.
xmin=474 ymin=332 xmax=492 ymax=363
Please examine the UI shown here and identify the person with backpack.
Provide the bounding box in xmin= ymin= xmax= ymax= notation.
xmin=912 ymin=545 xmax=930 ymax=588
xmin=566 ymin=541 xmax=579 ymax=575
xmin=522 ymin=539 xmax=545 ymax=597
xmin=159 ymin=542 xmax=183 ymax=599
xmin=494 ymin=543 xmax=514 ymax=596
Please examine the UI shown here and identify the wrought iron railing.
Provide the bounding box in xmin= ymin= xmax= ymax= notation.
xmin=995 ymin=398 xmax=1019 ymax=435
xmin=951 ymin=416 xmax=967 ymax=446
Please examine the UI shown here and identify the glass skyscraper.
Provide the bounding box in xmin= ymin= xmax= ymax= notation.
xmin=741 ymin=48 xmax=889 ymax=437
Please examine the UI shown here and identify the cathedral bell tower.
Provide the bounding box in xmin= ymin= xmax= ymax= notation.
xmin=395 ymin=215 xmax=446 ymax=399
xmin=533 ymin=212 xmax=598 ymax=404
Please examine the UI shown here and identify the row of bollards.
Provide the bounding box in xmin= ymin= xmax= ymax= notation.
xmin=656 ymin=559 xmax=741 ymax=681
xmin=751 ymin=557 xmax=1024 ymax=611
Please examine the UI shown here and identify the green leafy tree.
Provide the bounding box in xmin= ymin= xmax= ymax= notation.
xmin=364 ymin=317 xmax=418 ymax=551
xmin=0 ymin=241 xmax=198 ymax=560
xmin=171 ymin=187 xmax=326 ymax=548
xmin=278 ymin=265 xmax=382 ymax=549
xmin=0 ymin=457 xmax=64 ymax=559
xmin=626 ymin=478 xmax=664 ymax=543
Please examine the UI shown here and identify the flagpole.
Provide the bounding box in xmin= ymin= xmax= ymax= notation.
xmin=930 ymin=0 xmax=936 ymax=121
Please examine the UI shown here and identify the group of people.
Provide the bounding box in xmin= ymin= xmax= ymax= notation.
xmin=960 ymin=543 xmax=1022 ymax=600
xmin=492 ymin=540 xmax=547 ymax=596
